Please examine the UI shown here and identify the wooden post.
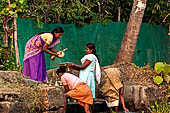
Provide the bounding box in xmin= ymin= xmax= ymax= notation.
xmin=10 ymin=33 xmax=13 ymax=56
xmin=118 ymin=7 xmax=121 ymax=22
xmin=98 ymin=1 xmax=101 ymax=22
xmin=168 ymin=25 xmax=170 ymax=36
xmin=14 ymin=16 xmax=20 ymax=65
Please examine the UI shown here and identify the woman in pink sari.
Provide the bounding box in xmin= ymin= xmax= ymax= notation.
xmin=22 ymin=26 xmax=64 ymax=83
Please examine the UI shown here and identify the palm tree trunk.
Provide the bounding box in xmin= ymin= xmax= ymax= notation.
xmin=114 ymin=0 xmax=147 ymax=63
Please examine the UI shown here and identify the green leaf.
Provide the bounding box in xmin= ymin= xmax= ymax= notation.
xmin=154 ymin=3 xmax=160 ymax=10
xmin=11 ymin=3 xmax=17 ymax=8
xmin=19 ymin=0 xmax=24 ymax=4
xmin=164 ymin=75 xmax=170 ymax=84
xmin=154 ymin=62 xmax=165 ymax=74
xmin=152 ymin=9 xmax=156 ymax=14
xmin=97 ymin=2 xmax=100 ymax=6
xmin=164 ymin=64 xmax=170 ymax=75
xmin=154 ymin=76 xmax=163 ymax=85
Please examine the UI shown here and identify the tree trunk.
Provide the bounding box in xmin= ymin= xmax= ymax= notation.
xmin=57 ymin=16 xmax=61 ymax=23
xmin=2 ymin=0 xmax=11 ymax=47
xmin=44 ymin=0 xmax=52 ymax=23
xmin=14 ymin=17 xmax=20 ymax=65
xmin=44 ymin=9 xmax=49 ymax=23
xmin=3 ymin=16 xmax=11 ymax=47
xmin=114 ymin=0 xmax=147 ymax=63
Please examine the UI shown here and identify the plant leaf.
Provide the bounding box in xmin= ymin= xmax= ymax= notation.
xmin=164 ymin=64 xmax=170 ymax=75
xmin=164 ymin=75 xmax=170 ymax=84
xmin=154 ymin=76 xmax=163 ymax=85
xmin=154 ymin=62 xmax=165 ymax=74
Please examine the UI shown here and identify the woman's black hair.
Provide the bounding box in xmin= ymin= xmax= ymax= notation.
xmin=36 ymin=26 xmax=64 ymax=36
xmin=56 ymin=67 xmax=66 ymax=75
xmin=51 ymin=26 xmax=64 ymax=35
xmin=86 ymin=43 xmax=100 ymax=63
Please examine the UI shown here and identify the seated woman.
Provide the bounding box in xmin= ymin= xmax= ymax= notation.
xmin=56 ymin=67 xmax=93 ymax=113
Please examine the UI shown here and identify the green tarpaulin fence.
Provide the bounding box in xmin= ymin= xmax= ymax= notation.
xmin=17 ymin=18 xmax=170 ymax=69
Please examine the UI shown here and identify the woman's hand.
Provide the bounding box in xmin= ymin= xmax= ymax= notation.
xmin=66 ymin=59 xmax=91 ymax=70
xmin=55 ymin=51 xmax=64 ymax=58
xmin=55 ymin=53 xmax=59 ymax=57
xmin=56 ymin=51 xmax=65 ymax=58
xmin=123 ymin=107 xmax=129 ymax=112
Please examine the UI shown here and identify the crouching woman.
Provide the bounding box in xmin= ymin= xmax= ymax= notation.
xmin=56 ymin=67 xmax=93 ymax=113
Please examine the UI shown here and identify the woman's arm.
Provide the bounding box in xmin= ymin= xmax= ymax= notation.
xmin=119 ymin=87 xmax=129 ymax=112
xmin=63 ymin=93 xmax=68 ymax=112
xmin=64 ymin=85 xmax=69 ymax=93
xmin=48 ymin=48 xmax=58 ymax=53
xmin=63 ymin=85 xmax=69 ymax=113
xmin=71 ymin=59 xmax=91 ymax=70
xmin=42 ymin=43 xmax=59 ymax=57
